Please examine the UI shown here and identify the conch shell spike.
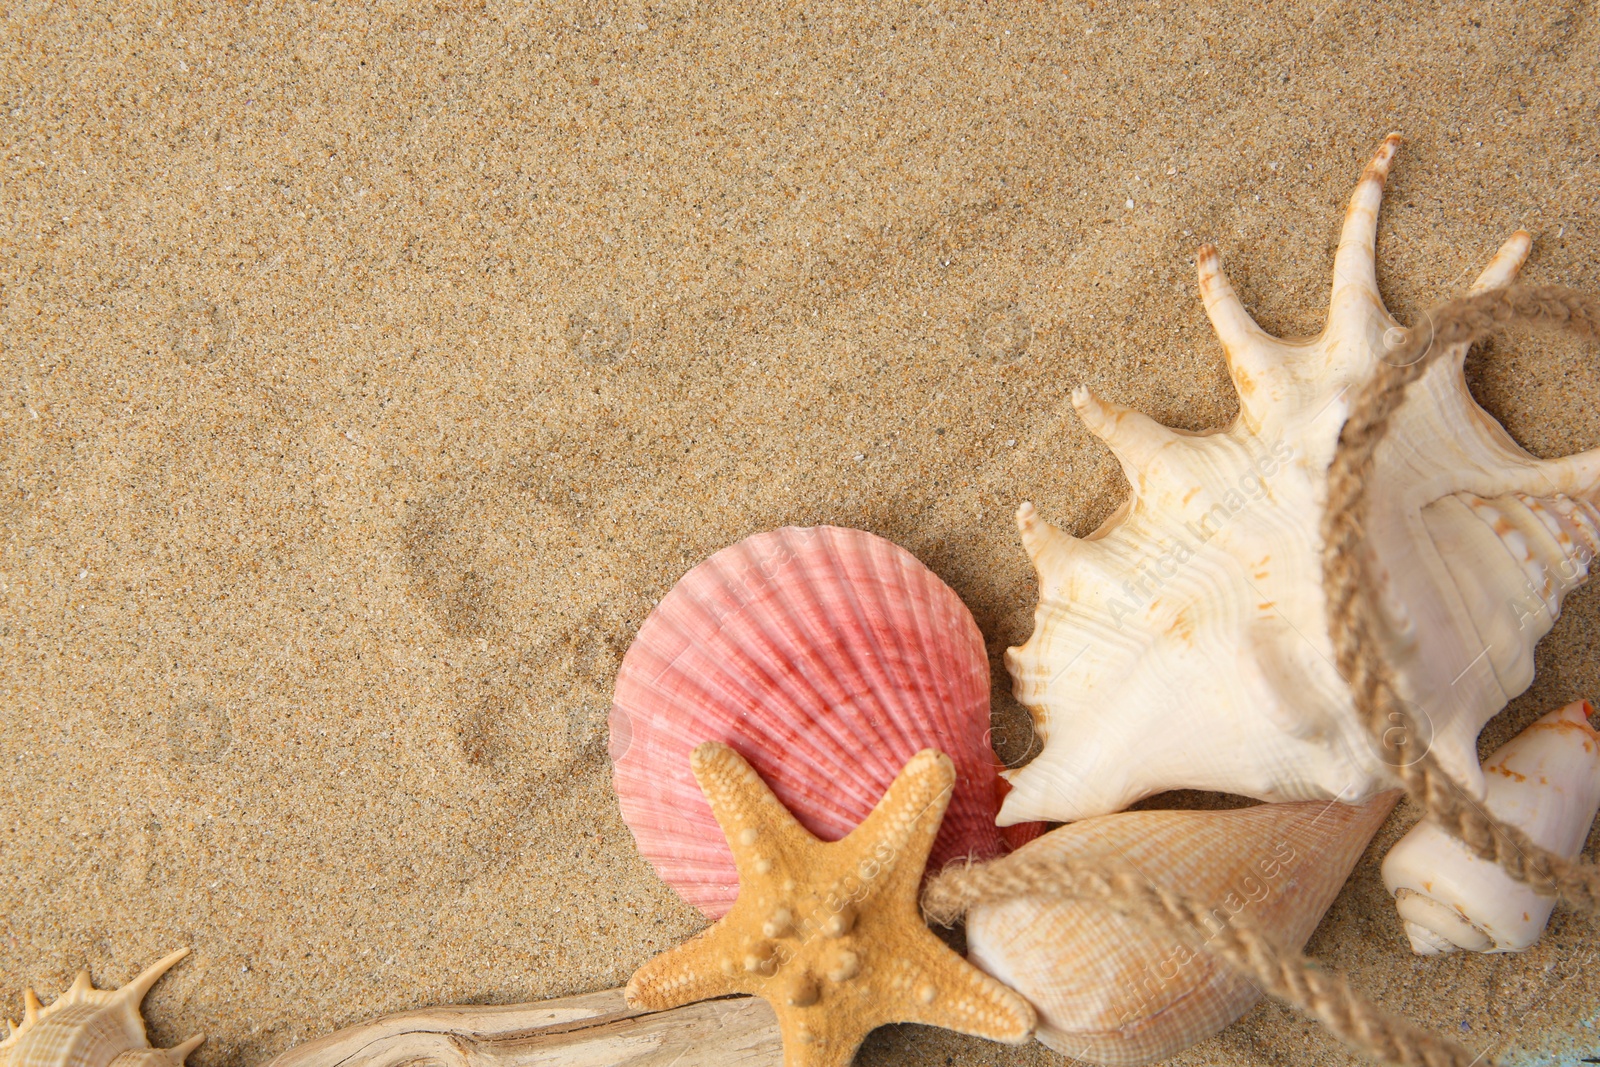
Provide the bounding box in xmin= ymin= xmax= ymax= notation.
xmin=1071 ymin=385 xmax=1176 ymax=485
xmin=21 ymin=991 xmax=40 ymax=1025
xmin=67 ymin=972 xmax=93 ymax=1002
xmin=1469 ymin=230 xmax=1532 ymax=295
xmin=1016 ymin=501 xmax=1081 ymax=585
xmin=166 ymin=1035 xmax=207 ymax=1062
xmin=1531 ymin=446 xmax=1600 ymax=502
xmin=1197 ymin=244 xmax=1271 ymax=355
xmin=1197 ymin=244 xmax=1281 ymax=430
xmin=1328 ymin=131 xmax=1400 ymax=318
xmin=118 ymin=948 xmax=191 ymax=1008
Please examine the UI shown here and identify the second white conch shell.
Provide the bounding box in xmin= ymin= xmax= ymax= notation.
xmin=1381 ymin=700 xmax=1600 ymax=955
xmin=1000 ymin=134 xmax=1600 ymax=826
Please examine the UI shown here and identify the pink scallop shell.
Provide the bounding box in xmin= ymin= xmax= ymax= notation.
xmin=610 ymin=525 xmax=1028 ymax=918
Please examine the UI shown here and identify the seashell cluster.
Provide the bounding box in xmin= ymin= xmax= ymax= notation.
xmin=965 ymin=794 xmax=1396 ymax=1066
xmin=1382 ymin=700 xmax=1600 ymax=955
xmin=999 ymin=134 xmax=1600 ymax=827
xmin=610 ymin=525 xmax=1032 ymax=919
xmin=0 ymin=949 xmax=202 ymax=1067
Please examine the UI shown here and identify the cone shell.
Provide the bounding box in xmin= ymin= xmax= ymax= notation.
xmin=1382 ymin=700 xmax=1600 ymax=955
xmin=610 ymin=525 xmax=1031 ymax=919
xmin=966 ymin=793 xmax=1398 ymax=1066
xmin=0 ymin=950 xmax=203 ymax=1067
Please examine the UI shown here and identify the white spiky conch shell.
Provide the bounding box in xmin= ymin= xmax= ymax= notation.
xmin=0 ymin=949 xmax=202 ymax=1067
xmin=1382 ymin=700 xmax=1600 ymax=955
xmin=965 ymin=793 xmax=1398 ymax=1066
xmin=1000 ymin=134 xmax=1600 ymax=825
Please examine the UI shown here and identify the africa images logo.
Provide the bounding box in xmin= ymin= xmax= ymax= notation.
xmin=1105 ymin=439 xmax=1295 ymax=628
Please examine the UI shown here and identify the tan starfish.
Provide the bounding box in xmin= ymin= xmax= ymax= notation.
xmin=626 ymin=742 xmax=1035 ymax=1066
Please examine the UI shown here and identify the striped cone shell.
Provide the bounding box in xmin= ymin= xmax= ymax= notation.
xmin=610 ymin=525 xmax=1031 ymax=919
xmin=966 ymin=794 xmax=1398 ymax=1066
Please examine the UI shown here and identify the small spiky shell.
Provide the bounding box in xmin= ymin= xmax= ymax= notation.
xmin=1000 ymin=135 xmax=1600 ymax=826
xmin=0 ymin=949 xmax=203 ymax=1067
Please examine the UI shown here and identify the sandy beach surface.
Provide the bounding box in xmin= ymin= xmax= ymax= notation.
xmin=3 ymin=2 xmax=1598 ymax=1064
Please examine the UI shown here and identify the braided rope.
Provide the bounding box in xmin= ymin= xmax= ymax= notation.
xmin=1322 ymin=283 xmax=1600 ymax=911
xmin=923 ymin=284 xmax=1600 ymax=1066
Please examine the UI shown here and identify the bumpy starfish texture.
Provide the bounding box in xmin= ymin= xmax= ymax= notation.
xmin=626 ymin=743 xmax=1034 ymax=1067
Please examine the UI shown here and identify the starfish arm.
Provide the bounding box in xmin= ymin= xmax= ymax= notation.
xmin=836 ymin=749 xmax=953 ymax=904
xmin=625 ymin=930 xmax=749 ymax=1010
xmin=876 ymin=927 xmax=1036 ymax=1044
xmin=692 ymin=741 xmax=818 ymax=882
xmin=774 ymin=1012 xmax=864 ymax=1067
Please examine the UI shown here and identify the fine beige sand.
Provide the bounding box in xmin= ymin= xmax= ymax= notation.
xmin=3 ymin=3 xmax=1598 ymax=1065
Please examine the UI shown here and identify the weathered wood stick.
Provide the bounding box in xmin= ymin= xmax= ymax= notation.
xmin=262 ymin=987 xmax=782 ymax=1067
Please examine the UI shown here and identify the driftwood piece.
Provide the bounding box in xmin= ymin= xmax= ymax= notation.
xmin=263 ymin=987 xmax=782 ymax=1067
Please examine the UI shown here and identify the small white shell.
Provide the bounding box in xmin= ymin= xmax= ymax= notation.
xmin=0 ymin=949 xmax=202 ymax=1067
xmin=966 ymin=794 xmax=1397 ymax=1065
xmin=1381 ymin=700 xmax=1600 ymax=955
